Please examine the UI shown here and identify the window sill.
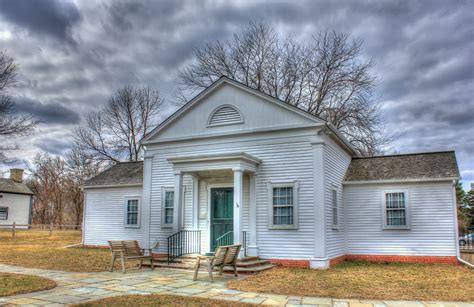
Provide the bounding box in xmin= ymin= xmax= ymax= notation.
xmin=332 ymin=225 xmax=339 ymax=230
xmin=161 ymin=225 xmax=173 ymax=229
xmin=124 ymin=225 xmax=141 ymax=229
xmin=269 ymin=226 xmax=298 ymax=230
xmin=382 ymin=227 xmax=411 ymax=230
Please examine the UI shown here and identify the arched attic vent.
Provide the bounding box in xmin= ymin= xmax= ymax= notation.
xmin=207 ymin=104 xmax=244 ymax=127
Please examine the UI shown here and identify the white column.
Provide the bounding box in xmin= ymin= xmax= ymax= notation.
xmin=247 ymin=173 xmax=258 ymax=256
xmin=191 ymin=174 xmax=199 ymax=230
xmin=141 ymin=157 xmax=153 ymax=248
xmin=310 ymin=141 xmax=328 ymax=268
xmin=173 ymin=171 xmax=184 ymax=233
xmin=233 ymin=168 xmax=243 ymax=246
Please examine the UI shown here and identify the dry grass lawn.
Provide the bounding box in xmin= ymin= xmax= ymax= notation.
xmin=75 ymin=294 xmax=254 ymax=306
xmin=0 ymin=273 xmax=56 ymax=297
xmin=0 ymin=230 xmax=136 ymax=272
xmin=229 ymin=261 xmax=474 ymax=302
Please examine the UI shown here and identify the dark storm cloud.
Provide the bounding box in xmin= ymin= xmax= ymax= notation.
xmin=0 ymin=0 xmax=81 ymax=44
xmin=0 ymin=0 xmax=472 ymax=188
xmin=13 ymin=97 xmax=81 ymax=125
xmin=34 ymin=137 xmax=71 ymax=155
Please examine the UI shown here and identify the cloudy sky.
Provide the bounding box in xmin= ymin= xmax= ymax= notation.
xmin=0 ymin=0 xmax=472 ymax=189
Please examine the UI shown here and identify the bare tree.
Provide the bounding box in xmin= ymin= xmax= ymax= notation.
xmin=74 ymin=85 xmax=164 ymax=166
xmin=28 ymin=153 xmax=68 ymax=225
xmin=178 ymin=21 xmax=391 ymax=155
xmin=26 ymin=150 xmax=98 ymax=226
xmin=65 ymin=147 xmax=99 ymax=226
xmin=0 ymin=50 xmax=36 ymax=139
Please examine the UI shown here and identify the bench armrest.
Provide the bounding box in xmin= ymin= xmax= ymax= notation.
xmin=141 ymin=248 xmax=153 ymax=256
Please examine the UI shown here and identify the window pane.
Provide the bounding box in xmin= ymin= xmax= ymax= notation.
xmin=128 ymin=200 xmax=138 ymax=213
xmin=127 ymin=212 xmax=138 ymax=225
xmin=164 ymin=191 xmax=174 ymax=224
xmin=126 ymin=199 xmax=139 ymax=225
xmin=165 ymin=208 xmax=173 ymax=224
xmin=333 ymin=207 xmax=338 ymax=225
xmin=386 ymin=193 xmax=405 ymax=209
xmin=274 ymin=206 xmax=293 ymax=225
xmin=165 ymin=191 xmax=174 ymax=208
xmin=385 ymin=192 xmax=407 ymax=227
xmin=387 ymin=209 xmax=406 ymax=226
xmin=272 ymin=186 xmax=294 ymax=226
xmin=0 ymin=207 xmax=7 ymax=220
xmin=273 ymin=187 xmax=293 ymax=206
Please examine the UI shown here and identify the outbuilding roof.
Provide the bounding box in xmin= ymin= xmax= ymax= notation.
xmin=344 ymin=151 xmax=460 ymax=182
xmin=0 ymin=178 xmax=33 ymax=195
xmin=83 ymin=161 xmax=143 ymax=188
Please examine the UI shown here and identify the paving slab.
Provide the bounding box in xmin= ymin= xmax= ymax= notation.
xmin=1 ymin=263 xmax=473 ymax=307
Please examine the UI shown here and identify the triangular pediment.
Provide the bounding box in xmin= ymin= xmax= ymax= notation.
xmin=143 ymin=77 xmax=324 ymax=143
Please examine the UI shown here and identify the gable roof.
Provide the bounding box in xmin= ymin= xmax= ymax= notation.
xmin=0 ymin=178 xmax=33 ymax=195
xmin=83 ymin=161 xmax=143 ymax=188
xmin=141 ymin=76 xmax=327 ymax=144
xmin=344 ymin=151 xmax=460 ymax=183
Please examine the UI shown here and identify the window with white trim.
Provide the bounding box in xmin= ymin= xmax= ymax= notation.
xmin=382 ymin=190 xmax=410 ymax=229
xmin=162 ymin=188 xmax=174 ymax=227
xmin=124 ymin=197 xmax=140 ymax=227
xmin=267 ymin=181 xmax=299 ymax=229
xmin=332 ymin=189 xmax=338 ymax=229
xmin=0 ymin=207 xmax=8 ymax=220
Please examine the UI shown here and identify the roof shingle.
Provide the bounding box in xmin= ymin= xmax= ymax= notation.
xmin=344 ymin=151 xmax=460 ymax=182
xmin=0 ymin=178 xmax=33 ymax=195
xmin=84 ymin=161 xmax=143 ymax=187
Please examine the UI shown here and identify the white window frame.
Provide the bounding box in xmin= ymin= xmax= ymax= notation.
xmin=161 ymin=187 xmax=174 ymax=228
xmin=332 ymin=189 xmax=339 ymax=230
xmin=124 ymin=196 xmax=141 ymax=228
xmin=0 ymin=207 xmax=8 ymax=220
xmin=381 ymin=189 xmax=410 ymax=230
xmin=267 ymin=181 xmax=299 ymax=230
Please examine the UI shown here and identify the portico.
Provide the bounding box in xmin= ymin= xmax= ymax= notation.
xmin=167 ymin=152 xmax=261 ymax=256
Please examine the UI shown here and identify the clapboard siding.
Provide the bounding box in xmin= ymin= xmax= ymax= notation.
xmin=344 ymin=182 xmax=457 ymax=256
xmin=147 ymin=135 xmax=317 ymax=259
xmin=324 ymin=139 xmax=351 ymax=259
xmin=0 ymin=193 xmax=31 ymax=227
xmin=83 ymin=187 xmax=143 ymax=246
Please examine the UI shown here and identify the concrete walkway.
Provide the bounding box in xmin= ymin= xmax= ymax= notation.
xmin=0 ymin=264 xmax=472 ymax=307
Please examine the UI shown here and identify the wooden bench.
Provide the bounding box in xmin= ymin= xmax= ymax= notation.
xmin=108 ymin=240 xmax=155 ymax=273
xmin=193 ymin=244 xmax=241 ymax=282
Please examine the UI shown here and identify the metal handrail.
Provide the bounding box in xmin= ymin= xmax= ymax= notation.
xmin=242 ymin=230 xmax=248 ymax=257
xmin=167 ymin=230 xmax=201 ymax=264
xmin=215 ymin=231 xmax=233 ymax=249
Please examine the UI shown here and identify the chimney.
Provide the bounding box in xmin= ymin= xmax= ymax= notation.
xmin=10 ymin=169 xmax=24 ymax=183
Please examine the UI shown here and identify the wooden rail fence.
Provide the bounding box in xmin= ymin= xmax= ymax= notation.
xmin=0 ymin=222 xmax=82 ymax=237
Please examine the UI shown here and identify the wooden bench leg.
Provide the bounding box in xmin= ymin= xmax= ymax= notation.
xmin=110 ymin=252 xmax=116 ymax=272
xmin=218 ymin=265 xmax=223 ymax=275
xmin=150 ymin=257 xmax=154 ymax=270
xmin=233 ymin=264 xmax=238 ymax=277
xmin=207 ymin=259 xmax=214 ymax=282
xmin=120 ymin=253 xmax=126 ymax=273
xmin=193 ymin=257 xmax=201 ymax=281
xmin=139 ymin=259 xmax=143 ymax=269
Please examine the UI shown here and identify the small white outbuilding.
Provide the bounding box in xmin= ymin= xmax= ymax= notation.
xmin=0 ymin=169 xmax=33 ymax=228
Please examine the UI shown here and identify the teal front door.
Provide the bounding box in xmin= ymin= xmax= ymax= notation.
xmin=210 ymin=188 xmax=234 ymax=251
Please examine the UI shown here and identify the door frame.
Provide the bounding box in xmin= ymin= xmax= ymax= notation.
xmin=207 ymin=183 xmax=233 ymax=252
